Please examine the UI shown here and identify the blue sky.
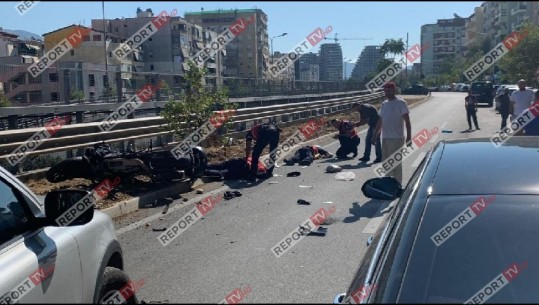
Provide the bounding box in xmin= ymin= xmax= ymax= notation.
xmin=1 ymin=1 xmax=482 ymax=63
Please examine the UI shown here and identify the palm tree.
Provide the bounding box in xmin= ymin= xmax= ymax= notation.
xmin=380 ymin=38 xmax=405 ymax=59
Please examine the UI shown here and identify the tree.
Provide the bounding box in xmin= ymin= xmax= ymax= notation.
xmin=0 ymin=92 xmax=10 ymax=107
xmin=159 ymin=80 xmax=172 ymax=100
xmin=498 ymin=23 xmax=538 ymax=85
xmin=380 ymin=38 xmax=406 ymax=59
xmin=70 ymin=89 xmax=84 ymax=103
xmin=162 ymin=61 xmax=237 ymax=145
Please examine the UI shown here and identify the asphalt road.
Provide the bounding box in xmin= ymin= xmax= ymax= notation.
xmin=113 ymin=92 xmax=503 ymax=303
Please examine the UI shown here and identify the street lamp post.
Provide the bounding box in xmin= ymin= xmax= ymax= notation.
xmin=270 ymin=33 xmax=287 ymax=64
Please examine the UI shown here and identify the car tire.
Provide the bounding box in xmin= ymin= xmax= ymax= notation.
xmin=97 ymin=267 xmax=138 ymax=304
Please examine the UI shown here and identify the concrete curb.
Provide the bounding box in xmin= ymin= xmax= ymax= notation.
xmin=101 ymin=179 xmax=204 ymax=219
xmin=100 ymin=94 xmax=432 ymax=219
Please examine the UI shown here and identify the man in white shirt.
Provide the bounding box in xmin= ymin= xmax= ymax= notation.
xmin=373 ymin=82 xmax=412 ymax=184
xmin=510 ymin=79 xmax=534 ymax=135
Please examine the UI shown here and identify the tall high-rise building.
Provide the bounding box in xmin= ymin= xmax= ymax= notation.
xmin=319 ymin=43 xmax=342 ymax=81
xmin=294 ymin=52 xmax=319 ymax=81
xmin=421 ymin=17 xmax=467 ymax=77
xmin=351 ymin=45 xmax=383 ymax=81
xmin=185 ymin=9 xmax=269 ymax=79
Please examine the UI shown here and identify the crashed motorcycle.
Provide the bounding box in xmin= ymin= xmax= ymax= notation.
xmin=46 ymin=142 xmax=208 ymax=183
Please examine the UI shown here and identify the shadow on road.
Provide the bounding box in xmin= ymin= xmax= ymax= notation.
xmin=343 ymin=199 xmax=390 ymax=224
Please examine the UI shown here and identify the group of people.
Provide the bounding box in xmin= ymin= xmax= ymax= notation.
xmin=204 ymin=81 xmax=411 ymax=184
xmin=465 ymin=79 xmax=539 ymax=135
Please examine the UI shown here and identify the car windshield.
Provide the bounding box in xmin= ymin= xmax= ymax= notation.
xmin=397 ymin=195 xmax=538 ymax=303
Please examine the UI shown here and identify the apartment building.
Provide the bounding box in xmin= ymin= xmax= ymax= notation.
xmin=319 ymin=43 xmax=342 ymax=82
xmin=294 ymin=52 xmax=319 ymax=81
xmin=185 ymin=9 xmax=269 ymax=79
xmin=350 ymin=45 xmax=383 ymax=81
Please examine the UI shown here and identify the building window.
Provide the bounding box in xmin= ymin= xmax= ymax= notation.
xmin=70 ymin=50 xmax=75 ymax=56
xmin=115 ymin=27 xmax=119 ymax=32
xmin=93 ymin=35 xmax=102 ymax=41
xmin=109 ymin=52 xmax=112 ymax=57
xmin=28 ymin=75 xmax=41 ymax=84
xmin=49 ymin=73 xmax=58 ymax=82
xmin=83 ymin=35 xmax=90 ymax=41
xmin=90 ymin=92 xmax=95 ymax=102
xmin=149 ymin=38 xmax=152 ymax=41
xmin=50 ymin=92 xmax=58 ymax=101
xmin=103 ymin=75 xmax=109 ymax=87
xmin=89 ymin=74 xmax=95 ymax=86
xmin=150 ymin=64 xmax=154 ymax=71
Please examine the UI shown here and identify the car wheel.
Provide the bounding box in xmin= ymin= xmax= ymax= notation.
xmin=97 ymin=267 xmax=138 ymax=304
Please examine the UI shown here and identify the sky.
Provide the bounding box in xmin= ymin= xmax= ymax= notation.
xmin=1 ymin=1 xmax=483 ymax=63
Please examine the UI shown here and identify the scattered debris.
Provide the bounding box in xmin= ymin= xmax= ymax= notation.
xmin=145 ymin=223 xmax=150 ymax=228
xmin=182 ymin=198 xmax=189 ymax=202
xmin=152 ymin=228 xmax=166 ymax=232
xmin=299 ymin=185 xmax=313 ymax=189
xmin=299 ymin=225 xmax=327 ymax=236
xmin=335 ymin=172 xmax=355 ymax=181
xmin=326 ymin=165 xmax=342 ymax=173
xmin=195 ymin=188 xmax=204 ymax=194
xmin=442 ymin=129 xmax=453 ymax=133
xmin=273 ymin=174 xmax=283 ymax=177
xmin=162 ymin=205 xmax=169 ymax=214
xmin=269 ymin=181 xmax=279 ymax=184
xmin=301 ymin=166 xmax=308 ymax=169
xmin=322 ymin=201 xmax=334 ymax=204
xmin=287 ymin=171 xmax=301 ymax=177
xmin=224 ymin=191 xmax=242 ymax=200
xmin=297 ymin=199 xmax=311 ymax=205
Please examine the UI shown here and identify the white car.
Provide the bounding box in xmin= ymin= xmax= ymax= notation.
xmin=0 ymin=166 xmax=136 ymax=303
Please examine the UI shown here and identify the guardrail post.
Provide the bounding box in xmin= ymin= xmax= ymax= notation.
xmin=8 ymin=115 xmax=18 ymax=130
xmin=116 ymin=72 xmax=122 ymax=103
xmin=63 ymin=69 xmax=70 ymax=104
xmin=75 ymin=111 xmax=84 ymax=124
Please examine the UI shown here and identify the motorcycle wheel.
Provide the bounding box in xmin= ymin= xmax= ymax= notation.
xmin=190 ymin=147 xmax=208 ymax=179
xmin=46 ymin=160 xmax=91 ymax=183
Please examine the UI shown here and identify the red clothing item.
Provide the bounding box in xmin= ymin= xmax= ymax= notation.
xmin=246 ymin=156 xmax=267 ymax=173
xmin=338 ymin=121 xmax=357 ymax=138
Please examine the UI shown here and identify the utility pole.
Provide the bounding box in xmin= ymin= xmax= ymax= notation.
xmin=404 ymin=32 xmax=409 ymax=86
xmin=102 ymin=1 xmax=109 ymax=102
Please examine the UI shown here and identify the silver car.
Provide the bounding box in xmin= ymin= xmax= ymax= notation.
xmin=0 ymin=166 xmax=137 ymax=303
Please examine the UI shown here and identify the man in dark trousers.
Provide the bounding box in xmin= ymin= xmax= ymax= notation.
xmin=352 ymin=103 xmax=382 ymax=163
xmin=465 ymin=89 xmax=480 ymax=130
xmin=498 ymin=88 xmax=511 ymax=129
xmin=284 ymin=145 xmax=333 ymax=166
xmin=245 ymin=122 xmax=281 ymax=181
xmin=331 ymin=119 xmax=360 ymax=159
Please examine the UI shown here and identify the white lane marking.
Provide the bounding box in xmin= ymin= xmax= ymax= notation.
xmin=362 ymin=200 xmax=392 ymax=234
xmin=116 ymin=185 xmax=229 ymax=236
xmin=411 ymin=152 xmax=426 ymax=168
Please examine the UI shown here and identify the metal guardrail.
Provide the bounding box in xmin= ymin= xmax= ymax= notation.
xmin=0 ymin=91 xmax=383 ymax=170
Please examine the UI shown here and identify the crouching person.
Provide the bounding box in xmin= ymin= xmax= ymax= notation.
xmin=284 ymin=145 xmax=333 ymax=166
xmin=331 ymin=119 xmax=360 ymax=159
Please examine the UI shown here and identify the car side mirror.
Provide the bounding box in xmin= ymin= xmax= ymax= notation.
xmin=44 ymin=190 xmax=94 ymax=226
xmin=361 ymin=177 xmax=403 ymax=201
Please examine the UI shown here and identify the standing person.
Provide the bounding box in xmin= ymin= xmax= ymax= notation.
xmin=352 ymin=103 xmax=382 ymax=163
xmin=373 ymin=82 xmax=412 ymax=184
xmin=245 ymin=122 xmax=281 ymax=181
xmin=331 ymin=119 xmax=361 ymax=159
xmin=465 ymin=90 xmax=480 ymax=130
xmin=510 ymin=79 xmax=534 ymax=136
xmin=524 ymin=90 xmax=539 ymax=136
xmin=498 ymin=88 xmax=511 ymax=130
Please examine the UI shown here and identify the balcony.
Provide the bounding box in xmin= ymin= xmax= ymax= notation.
xmin=511 ymin=5 xmax=527 ymax=16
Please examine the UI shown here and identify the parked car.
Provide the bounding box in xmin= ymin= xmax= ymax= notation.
xmin=401 ymin=84 xmax=429 ymax=95
xmin=334 ymin=137 xmax=539 ymax=304
xmin=471 ymin=81 xmax=494 ymax=106
xmin=0 ymin=165 xmax=137 ymax=303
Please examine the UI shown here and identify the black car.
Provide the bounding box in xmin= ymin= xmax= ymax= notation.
xmin=335 ymin=137 xmax=539 ymax=304
xmin=401 ymin=84 xmax=429 ymax=95
xmin=471 ymin=81 xmax=494 ymax=107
